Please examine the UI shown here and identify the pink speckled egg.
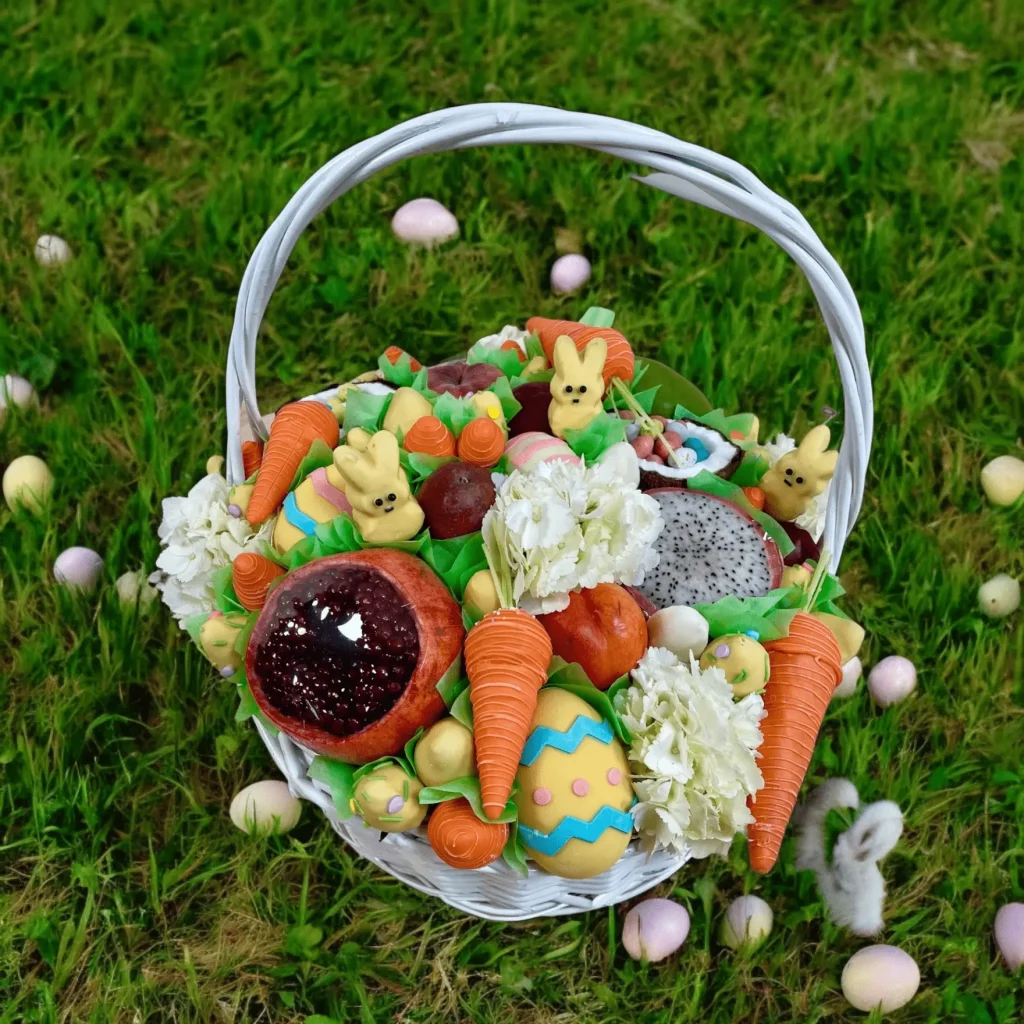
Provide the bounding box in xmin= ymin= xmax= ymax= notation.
xmin=550 ymin=253 xmax=592 ymax=295
xmin=391 ymin=198 xmax=459 ymax=246
xmin=867 ymin=655 xmax=917 ymax=707
xmin=54 ymin=547 xmax=104 ymax=593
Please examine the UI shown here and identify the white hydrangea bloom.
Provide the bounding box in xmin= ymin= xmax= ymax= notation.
xmin=482 ymin=447 xmax=663 ymax=615
xmin=150 ymin=472 xmax=273 ymax=628
xmin=474 ymin=324 xmax=530 ymax=355
xmin=617 ymin=647 xmax=766 ymax=859
xmin=762 ymin=432 xmax=831 ymax=542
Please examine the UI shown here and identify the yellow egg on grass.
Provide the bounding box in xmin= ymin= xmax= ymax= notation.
xmin=230 ymin=780 xmax=301 ymax=835
xmin=3 ymin=455 xmax=54 ymax=513
xmin=514 ymin=689 xmax=634 ymax=880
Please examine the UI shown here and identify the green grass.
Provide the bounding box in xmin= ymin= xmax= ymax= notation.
xmin=1 ymin=0 xmax=1022 ymax=1020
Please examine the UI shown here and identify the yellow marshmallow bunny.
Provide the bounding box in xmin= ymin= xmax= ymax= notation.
xmin=760 ymin=424 xmax=838 ymax=522
xmin=332 ymin=430 xmax=424 ymax=543
xmin=548 ymin=335 xmax=607 ymax=439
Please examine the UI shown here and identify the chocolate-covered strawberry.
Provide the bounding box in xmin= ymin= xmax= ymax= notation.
xmin=246 ymin=549 xmax=464 ymax=763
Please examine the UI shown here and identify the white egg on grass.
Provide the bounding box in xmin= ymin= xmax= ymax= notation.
xmin=54 ymin=547 xmax=105 ymax=593
xmin=34 ymin=234 xmax=73 ymax=266
xmin=390 ymin=198 xmax=459 ymax=246
xmin=0 ymin=375 xmax=37 ymax=426
xmin=622 ymin=898 xmax=691 ymax=962
xmin=868 ymin=656 xmax=917 ymax=707
xmin=994 ymin=902 xmax=1024 ymax=970
xmin=841 ymin=945 xmax=920 ymax=1013
xmin=978 ymin=574 xmax=1020 ymax=619
xmin=833 ymin=656 xmax=863 ymax=700
xmin=550 ymin=253 xmax=592 ymax=295
xmin=980 ymin=455 xmax=1024 ymax=507
xmin=3 ymin=454 xmax=54 ymax=513
xmin=720 ymin=895 xmax=773 ymax=949
xmin=115 ymin=569 xmax=158 ymax=609
xmin=230 ymin=780 xmax=302 ymax=835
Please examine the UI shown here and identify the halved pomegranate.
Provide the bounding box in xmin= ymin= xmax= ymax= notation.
xmin=246 ymin=549 xmax=464 ymax=764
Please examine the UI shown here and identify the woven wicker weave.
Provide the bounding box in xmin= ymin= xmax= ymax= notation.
xmin=222 ymin=104 xmax=872 ymax=921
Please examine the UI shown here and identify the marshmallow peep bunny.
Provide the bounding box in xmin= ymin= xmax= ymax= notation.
xmin=547 ymin=335 xmax=607 ymax=439
xmin=760 ymin=424 xmax=838 ymax=522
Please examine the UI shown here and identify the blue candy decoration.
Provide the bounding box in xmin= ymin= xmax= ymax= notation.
xmin=744 ymin=629 xmax=760 ymax=641
xmin=682 ymin=437 xmax=709 ymax=461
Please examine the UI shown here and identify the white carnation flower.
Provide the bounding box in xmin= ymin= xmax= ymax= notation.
xmin=150 ymin=472 xmax=273 ymax=628
xmin=481 ymin=450 xmax=664 ymax=610
xmin=762 ymin=432 xmax=831 ymax=542
xmin=474 ymin=324 xmax=530 ymax=354
xmin=617 ymin=647 xmax=766 ymax=859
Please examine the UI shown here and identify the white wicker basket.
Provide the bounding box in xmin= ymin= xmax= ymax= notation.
xmin=222 ymin=103 xmax=872 ymax=921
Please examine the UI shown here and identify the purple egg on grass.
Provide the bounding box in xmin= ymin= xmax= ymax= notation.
xmin=994 ymin=902 xmax=1024 ymax=970
xmin=550 ymin=253 xmax=592 ymax=295
xmin=622 ymin=898 xmax=691 ymax=962
xmin=391 ymin=198 xmax=459 ymax=246
xmin=54 ymin=547 xmax=104 ymax=593
xmin=867 ymin=655 xmax=917 ymax=707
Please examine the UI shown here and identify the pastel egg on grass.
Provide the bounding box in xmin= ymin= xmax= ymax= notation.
xmin=230 ymin=780 xmax=302 ymax=835
xmin=841 ymin=945 xmax=920 ymax=1013
xmin=622 ymin=898 xmax=691 ymax=962
xmin=868 ymin=656 xmax=917 ymax=707
xmin=0 ymin=374 xmax=37 ymax=425
xmin=994 ymin=902 xmax=1024 ymax=970
xmin=720 ymin=895 xmax=774 ymax=949
xmin=115 ymin=569 xmax=158 ymax=609
xmin=54 ymin=547 xmax=105 ymax=593
xmin=550 ymin=253 xmax=592 ymax=295
xmin=978 ymin=574 xmax=1020 ymax=619
xmin=34 ymin=234 xmax=73 ymax=266
xmin=3 ymin=454 xmax=54 ymax=513
xmin=390 ymin=198 xmax=459 ymax=246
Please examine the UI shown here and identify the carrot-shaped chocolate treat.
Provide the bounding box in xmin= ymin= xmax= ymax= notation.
xmin=403 ymin=416 xmax=455 ymax=457
xmin=233 ymin=552 xmax=285 ymax=612
xmin=246 ymin=402 xmax=339 ymax=525
xmin=747 ymin=612 xmax=843 ymax=872
xmin=427 ymin=798 xmax=508 ymax=869
xmin=241 ymin=440 xmax=264 ymax=478
xmin=456 ymin=416 xmax=504 ymax=468
xmin=463 ymin=608 xmax=553 ymax=820
xmin=383 ymin=345 xmax=422 ymax=371
xmin=526 ymin=317 xmax=634 ymax=387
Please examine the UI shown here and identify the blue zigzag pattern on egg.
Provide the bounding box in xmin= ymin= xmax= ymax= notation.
xmin=518 ymin=805 xmax=635 ymax=856
xmin=519 ymin=714 xmax=614 ymax=766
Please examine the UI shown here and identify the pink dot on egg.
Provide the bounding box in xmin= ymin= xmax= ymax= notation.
xmin=715 ymin=643 xmax=731 ymax=658
xmin=386 ymin=795 xmax=404 ymax=814
xmin=571 ymin=778 xmax=590 ymax=797
xmin=532 ymin=787 xmax=552 ymax=806
xmin=606 ymin=768 xmax=622 ymax=785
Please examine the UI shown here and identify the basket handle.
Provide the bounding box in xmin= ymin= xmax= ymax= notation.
xmin=225 ymin=103 xmax=871 ymax=566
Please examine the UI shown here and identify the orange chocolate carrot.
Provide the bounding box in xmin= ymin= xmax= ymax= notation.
xmin=232 ymin=552 xmax=286 ymax=612
xmin=427 ymin=798 xmax=508 ymax=869
xmin=525 ymin=317 xmax=634 ymax=387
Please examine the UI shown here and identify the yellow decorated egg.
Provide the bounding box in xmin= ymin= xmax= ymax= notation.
xmin=514 ymin=689 xmax=634 ymax=879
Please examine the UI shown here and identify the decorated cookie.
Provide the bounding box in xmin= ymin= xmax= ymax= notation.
xmin=332 ymin=431 xmax=423 ymax=543
xmin=413 ymin=719 xmax=476 ymax=786
xmin=514 ymin=689 xmax=634 ymax=879
xmin=760 ymin=424 xmax=838 ymax=522
xmin=699 ymin=633 xmax=770 ymax=697
xmin=504 ymin=432 xmax=580 ymax=473
xmin=272 ymin=464 xmax=353 ymax=552
xmin=548 ymin=336 xmax=607 ymax=438
xmin=352 ymin=763 xmax=426 ymax=833
xmin=382 ymin=386 xmax=434 ymax=438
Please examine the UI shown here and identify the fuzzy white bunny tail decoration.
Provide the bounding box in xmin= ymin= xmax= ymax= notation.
xmin=794 ymin=778 xmax=903 ymax=937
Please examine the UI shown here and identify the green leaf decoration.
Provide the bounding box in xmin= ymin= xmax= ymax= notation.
xmin=343 ymin=389 xmax=390 ymax=433
xmin=487 ymin=373 xmax=523 ymax=424
xmin=211 ymin=564 xmax=245 ymax=614
xmin=234 ymin=676 xmax=278 ymax=735
xmin=672 ymin=404 xmax=758 ymax=450
xmin=634 ymin=358 xmax=711 ymax=417
xmin=377 ymin=351 xmax=424 ymax=387
xmin=563 ymin=414 xmax=627 ymax=462
xmin=419 ymin=531 xmax=490 ymax=602
xmin=434 ymin=654 xmax=465 ymax=707
xmin=686 ymin=470 xmax=795 ymax=558
xmin=450 ymin=685 xmax=474 ymax=730
xmin=308 ymin=757 xmax=357 ymax=819
xmin=418 ymin=775 xmax=518 ymax=824
xmin=544 ymin=657 xmax=632 ymax=745
xmin=282 ymin=513 xmax=428 ymax=573
xmin=462 ymin=604 xmax=485 ymax=632
xmin=432 ymin=392 xmax=478 ymax=439
xmin=184 ymin=611 xmax=208 ymax=645
xmin=579 ymin=306 xmax=615 ymax=328
xmin=508 ymin=368 xmax=554 ymax=389
xmin=606 ymin=385 xmax=659 ymax=416
xmin=731 ymin=453 xmax=770 ymax=488
xmin=693 ymin=591 xmax=797 ymax=643
xmin=628 ymin=360 xmax=649 ymax=390
xmin=466 ymin=339 xmax=525 ymax=379
xmin=502 ymin=820 xmax=530 ymax=877
xmin=402 ymin=728 xmax=425 ymax=774
xmin=288 ymin=438 xmax=336 ymax=492
xmin=401 ymin=450 xmax=456 ymax=491
xmin=524 ymin=331 xmax=545 ymax=362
